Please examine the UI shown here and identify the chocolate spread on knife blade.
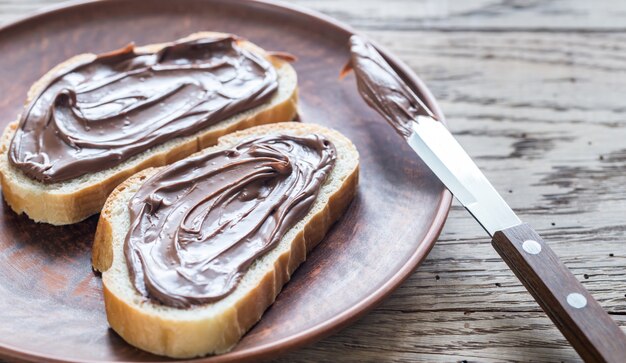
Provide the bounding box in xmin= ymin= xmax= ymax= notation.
xmin=343 ymin=35 xmax=436 ymax=139
xmin=125 ymin=134 xmax=336 ymax=308
xmin=9 ymin=36 xmax=279 ymax=183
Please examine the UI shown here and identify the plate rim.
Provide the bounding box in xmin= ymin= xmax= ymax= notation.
xmin=0 ymin=0 xmax=453 ymax=362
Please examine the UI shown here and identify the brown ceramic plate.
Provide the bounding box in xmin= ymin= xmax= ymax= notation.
xmin=0 ymin=0 xmax=451 ymax=362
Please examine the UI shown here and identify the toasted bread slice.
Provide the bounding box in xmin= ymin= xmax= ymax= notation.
xmin=91 ymin=122 xmax=359 ymax=358
xmin=0 ymin=32 xmax=298 ymax=225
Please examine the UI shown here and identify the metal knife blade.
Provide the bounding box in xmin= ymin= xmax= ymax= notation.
xmin=407 ymin=115 xmax=520 ymax=236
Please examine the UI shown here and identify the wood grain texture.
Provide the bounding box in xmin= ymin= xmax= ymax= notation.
xmin=493 ymin=224 xmax=626 ymax=362
xmin=2 ymin=1 xmax=626 ymax=362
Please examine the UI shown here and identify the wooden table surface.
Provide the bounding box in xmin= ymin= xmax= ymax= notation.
xmin=2 ymin=1 xmax=625 ymax=362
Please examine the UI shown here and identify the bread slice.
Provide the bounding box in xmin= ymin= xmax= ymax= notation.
xmin=0 ymin=31 xmax=298 ymax=225
xmin=91 ymin=122 xmax=359 ymax=358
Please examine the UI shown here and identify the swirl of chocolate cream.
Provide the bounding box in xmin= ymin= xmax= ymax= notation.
xmin=9 ymin=36 xmax=278 ymax=183
xmin=342 ymin=35 xmax=436 ymax=139
xmin=124 ymin=134 xmax=336 ymax=308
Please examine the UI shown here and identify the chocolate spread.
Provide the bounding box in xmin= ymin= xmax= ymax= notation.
xmin=124 ymin=134 xmax=336 ymax=308
xmin=344 ymin=35 xmax=436 ymax=139
xmin=9 ymin=36 xmax=278 ymax=183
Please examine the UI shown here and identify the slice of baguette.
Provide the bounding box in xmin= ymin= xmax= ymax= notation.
xmin=92 ymin=122 xmax=359 ymax=358
xmin=0 ymin=31 xmax=298 ymax=225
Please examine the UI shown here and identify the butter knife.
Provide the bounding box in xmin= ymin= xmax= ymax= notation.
xmin=344 ymin=35 xmax=626 ymax=362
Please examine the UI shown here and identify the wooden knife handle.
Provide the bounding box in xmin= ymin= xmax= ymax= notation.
xmin=492 ymin=223 xmax=626 ymax=362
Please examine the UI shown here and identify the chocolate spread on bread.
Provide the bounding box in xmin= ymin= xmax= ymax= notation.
xmin=344 ymin=35 xmax=436 ymax=139
xmin=9 ymin=36 xmax=278 ymax=183
xmin=124 ymin=134 xmax=336 ymax=308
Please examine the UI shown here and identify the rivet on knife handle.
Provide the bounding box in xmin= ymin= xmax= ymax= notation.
xmin=492 ymin=224 xmax=626 ymax=363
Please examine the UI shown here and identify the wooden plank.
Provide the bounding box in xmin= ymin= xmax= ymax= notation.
xmin=5 ymin=0 xmax=626 ymax=31
xmin=291 ymin=0 xmax=626 ymax=31
xmin=277 ymin=312 xmax=626 ymax=362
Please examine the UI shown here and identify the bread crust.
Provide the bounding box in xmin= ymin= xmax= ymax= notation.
xmin=92 ymin=122 xmax=359 ymax=358
xmin=0 ymin=32 xmax=298 ymax=225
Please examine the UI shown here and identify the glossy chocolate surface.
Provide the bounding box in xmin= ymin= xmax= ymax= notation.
xmin=125 ymin=134 xmax=335 ymax=308
xmin=9 ymin=36 xmax=278 ymax=183
xmin=345 ymin=35 xmax=436 ymax=139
